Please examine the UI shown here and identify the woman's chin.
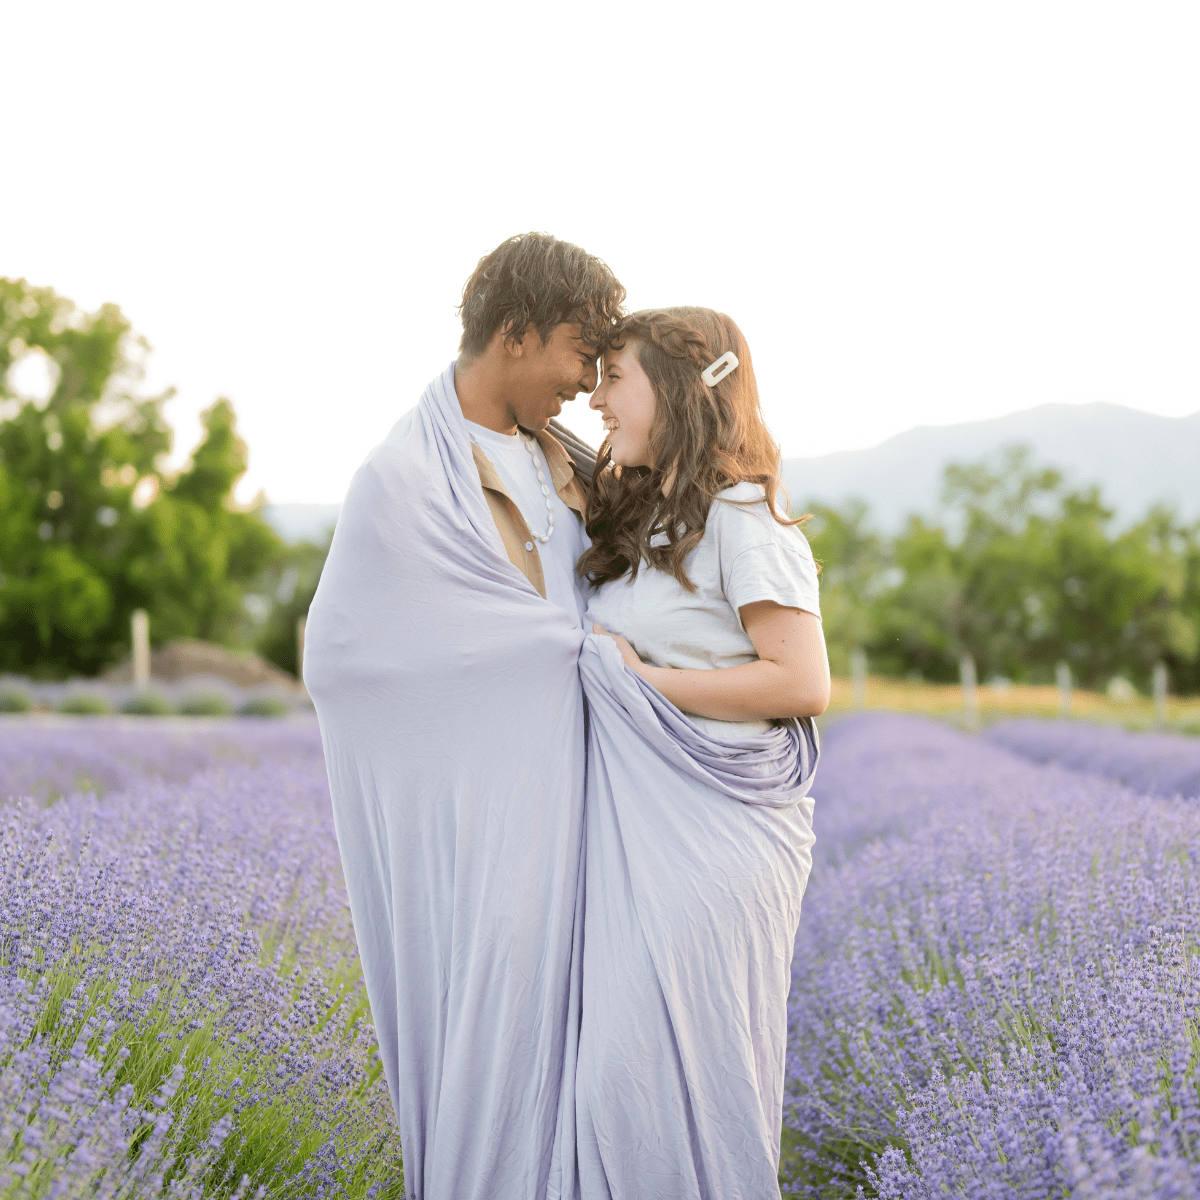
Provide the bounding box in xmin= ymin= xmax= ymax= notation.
xmin=609 ymin=445 xmax=650 ymax=470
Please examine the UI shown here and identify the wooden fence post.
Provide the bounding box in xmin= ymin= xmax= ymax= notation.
xmin=850 ymin=648 xmax=867 ymax=711
xmin=1153 ymin=662 xmax=1168 ymax=730
xmin=132 ymin=609 xmax=150 ymax=688
xmin=1056 ymin=661 xmax=1072 ymax=718
xmin=960 ymin=654 xmax=979 ymax=729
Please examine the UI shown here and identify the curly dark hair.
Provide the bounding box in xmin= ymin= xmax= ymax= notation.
xmin=577 ymin=307 xmax=807 ymax=592
xmin=457 ymin=232 xmax=626 ymax=359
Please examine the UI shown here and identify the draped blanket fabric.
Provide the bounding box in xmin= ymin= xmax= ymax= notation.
xmin=305 ymin=362 xmax=820 ymax=1200
xmin=575 ymin=639 xmax=818 ymax=1200
xmin=304 ymin=363 xmax=588 ymax=1200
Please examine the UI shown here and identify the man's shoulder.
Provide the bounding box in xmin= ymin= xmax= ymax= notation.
xmin=382 ymin=407 xmax=419 ymax=448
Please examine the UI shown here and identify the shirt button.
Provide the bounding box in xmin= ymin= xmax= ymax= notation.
xmin=525 ymin=541 xmax=534 ymax=552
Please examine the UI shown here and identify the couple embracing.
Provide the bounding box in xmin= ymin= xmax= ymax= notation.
xmin=304 ymin=232 xmax=829 ymax=1200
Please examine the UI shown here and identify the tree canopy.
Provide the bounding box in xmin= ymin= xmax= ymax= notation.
xmin=5 ymin=276 xmax=1197 ymax=694
xmin=805 ymin=445 xmax=1200 ymax=693
xmin=0 ymin=278 xmax=282 ymax=676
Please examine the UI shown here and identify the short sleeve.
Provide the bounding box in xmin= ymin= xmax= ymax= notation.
xmin=712 ymin=485 xmax=821 ymax=626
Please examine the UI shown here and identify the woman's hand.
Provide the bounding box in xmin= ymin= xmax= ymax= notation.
xmin=592 ymin=624 xmax=645 ymax=674
xmin=597 ymin=604 xmax=830 ymax=723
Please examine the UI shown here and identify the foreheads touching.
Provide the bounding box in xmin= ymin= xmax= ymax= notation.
xmin=455 ymin=232 xmax=625 ymax=431
xmin=457 ymin=232 xmax=624 ymax=361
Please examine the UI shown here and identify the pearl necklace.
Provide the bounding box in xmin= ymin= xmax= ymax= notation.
xmin=521 ymin=433 xmax=556 ymax=544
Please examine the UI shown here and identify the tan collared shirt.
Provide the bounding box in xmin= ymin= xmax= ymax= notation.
xmin=471 ymin=426 xmax=588 ymax=598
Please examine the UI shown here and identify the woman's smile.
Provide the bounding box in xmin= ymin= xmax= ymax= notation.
xmin=590 ymin=340 xmax=656 ymax=467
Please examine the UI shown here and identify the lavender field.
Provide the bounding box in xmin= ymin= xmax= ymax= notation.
xmin=785 ymin=714 xmax=1200 ymax=1198
xmin=4 ymin=715 xmax=1200 ymax=1197
xmin=0 ymin=720 xmax=402 ymax=1199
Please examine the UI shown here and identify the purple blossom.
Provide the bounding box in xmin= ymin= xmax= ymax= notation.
xmin=986 ymin=718 xmax=1200 ymax=800
xmin=12 ymin=707 xmax=1195 ymax=1196
xmin=784 ymin=713 xmax=1200 ymax=1198
xmin=0 ymin=719 xmax=403 ymax=1197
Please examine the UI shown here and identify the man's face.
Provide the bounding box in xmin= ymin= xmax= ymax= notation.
xmin=508 ymin=322 xmax=599 ymax=431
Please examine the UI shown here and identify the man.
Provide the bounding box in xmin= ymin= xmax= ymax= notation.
xmin=304 ymin=233 xmax=623 ymax=1200
xmin=453 ymin=233 xmax=610 ymax=625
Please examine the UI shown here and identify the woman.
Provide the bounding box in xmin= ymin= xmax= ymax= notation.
xmin=573 ymin=308 xmax=828 ymax=1199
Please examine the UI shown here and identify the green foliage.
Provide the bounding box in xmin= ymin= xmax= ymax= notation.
xmin=57 ymin=692 xmax=113 ymax=715
xmin=0 ymin=686 xmax=33 ymax=712
xmin=238 ymin=696 xmax=291 ymax=717
xmin=801 ymin=500 xmax=888 ymax=676
xmin=254 ymin=537 xmax=329 ymax=677
xmin=802 ymin=444 xmax=1200 ymax=692
xmin=177 ymin=690 xmax=234 ymax=716
xmin=120 ymin=690 xmax=174 ymax=715
xmin=0 ymin=277 xmax=284 ymax=676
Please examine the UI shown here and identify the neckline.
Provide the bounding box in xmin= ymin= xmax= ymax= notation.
xmin=465 ymin=419 xmax=524 ymax=444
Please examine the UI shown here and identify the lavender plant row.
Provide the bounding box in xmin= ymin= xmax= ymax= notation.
xmin=0 ymin=721 xmax=324 ymax=805
xmin=986 ymin=718 xmax=1200 ymax=800
xmin=11 ymin=711 xmax=1197 ymax=1197
xmin=784 ymin=713 xmax=1200 ymax=1198
xmin=0 ymin=674 xmax=312 ymax=717
xmin=1 ymin=721 xmax=403 ymax=1198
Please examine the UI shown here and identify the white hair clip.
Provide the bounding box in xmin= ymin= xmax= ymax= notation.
xmin=701 ymin=351 xmax=739 ymax=387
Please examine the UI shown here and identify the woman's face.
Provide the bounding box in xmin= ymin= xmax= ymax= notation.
xmin=590 ymin=340 xmax=657 ymax=468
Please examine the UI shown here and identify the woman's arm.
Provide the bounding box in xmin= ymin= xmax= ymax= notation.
xmin=593 ymin=601 xmax=831 ymax=722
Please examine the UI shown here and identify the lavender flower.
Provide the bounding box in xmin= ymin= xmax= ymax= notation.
xmin=0 ymin=721 xmax=403 ymax=1197
xmin=986 ymin=718 xmax=1200 ymax=800
xmin=13 ymin=707 xmax=1194 ymax=1196
xmin=784 ymin=713 xmax=1200 ymax=1198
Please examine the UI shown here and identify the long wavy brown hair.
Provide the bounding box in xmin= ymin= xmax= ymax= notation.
xmin=578 ymin=307 xmax=804 ymax=592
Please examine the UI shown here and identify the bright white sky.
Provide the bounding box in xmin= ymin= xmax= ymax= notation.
xmin=4 ymin=1 xmax=1198 ymax=504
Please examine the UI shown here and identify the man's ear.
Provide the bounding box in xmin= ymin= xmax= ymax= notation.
xmin=501 ymin=321 xmax=536 ymax=359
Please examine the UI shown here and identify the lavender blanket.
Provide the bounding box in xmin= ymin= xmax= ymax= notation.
xmin=305 ymin=362 xmax=819 ymax=1200
xmin=574 ymin=639 xmax=818 ymax=1200
xmin=304 ymin=363 xmax=588 ymax=1200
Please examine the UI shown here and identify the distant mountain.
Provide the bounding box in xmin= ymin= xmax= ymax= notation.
xmin=782 ymin=403 xmax=1200 ymax=532
xmin=261 ymin=503 xmax=340 ymax=544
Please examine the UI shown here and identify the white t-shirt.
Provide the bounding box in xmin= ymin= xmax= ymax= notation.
xmin=465 ymin=420 xmax=589 ymax=625
xmin=584 ymin=481 xmax=821 ymax=737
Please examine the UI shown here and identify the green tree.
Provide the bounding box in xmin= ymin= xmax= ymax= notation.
xmin=1172 ymin=523 xmax=1200 ymax=694
xmin=126 ymin=399 xmax=282 ymax=646
xmin=872 ymin=516 xmax=965 ymax=680
xmin=934 ymin=446 xmax=1066 ymax=680
xmin=799 ymin=499 xmax=887 ymax=674
xmin=255 ymin=537 xmax=330 ymax=677
xmin=862 ymin=445 xmax=1199 ymax=689
xmin=0 ymin=278 xmax=281 ymax=675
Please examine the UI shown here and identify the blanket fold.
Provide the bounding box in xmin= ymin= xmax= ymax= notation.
xmin=304 ymin=363 xmax=588 ymax=1200
xmin=574 ymin=636 xmax=819 ymax=1200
